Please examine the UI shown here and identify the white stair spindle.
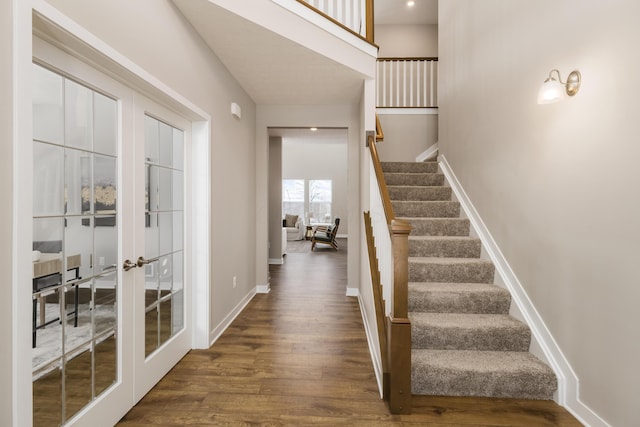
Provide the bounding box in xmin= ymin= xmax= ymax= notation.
xmin=409 ymin=60 xmax=414 ymax=107
xmin=415 ymin=60 xmax=421 ymax=107
xmin=423 ymin=60 xmax=428 ymax=107
xmin=389 ymin=61 xmax=394 ymax=107
xmin=382 ymin=60 xmax=387 ymax=107
xmin=401 ymin=60 xmax=405 ymax=107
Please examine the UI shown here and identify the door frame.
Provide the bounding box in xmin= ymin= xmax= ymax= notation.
xmin=13 ymin=3 xmax=212 ymax=425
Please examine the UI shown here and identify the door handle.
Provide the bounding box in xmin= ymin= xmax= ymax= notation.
xmin=123 ymin=259 xmax=138 ymax=272
xmin=137 ymin=256 xmax=159 ymax=268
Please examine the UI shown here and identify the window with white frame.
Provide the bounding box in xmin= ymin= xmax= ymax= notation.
xmin=282 ymin=179 xmax=305 ymax=219
xmin=282 ymin=179 xmax=332 ymax=224
xmin=309 ymin=180 xmax=332 ymax=223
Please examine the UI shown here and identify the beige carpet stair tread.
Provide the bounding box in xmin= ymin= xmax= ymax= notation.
xmin=409 ymin=257 xmax=495 ymax=284
xmin=409 ymin=313 xmax=531 ymax=351
xmin=392 ymin=200 xmax=460 ymax=218
xmin=411 ymin=349 xmax=557 ymax=400
xmin=384 ymin=172 xmax=445 ymax=187
xmin=408 ymin=282 xmax=511 ymax=314
xmin=399 ymin=217 xmax=471 ymax=236
xmin=388 ymin=186 xmax=452 ymax=201
xmin=381 ymin=161 xmax=438 ymax=173
xmin=409 ymin=236 xmax=482 ymax=258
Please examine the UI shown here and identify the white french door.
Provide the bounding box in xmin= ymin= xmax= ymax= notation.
xmin=31 ymin=38 xmax=192 ymax=426
xmin=132 ymin=96 xmax=191 ymax=400
xmin=31 ymin=39 xmax=134 ymax=427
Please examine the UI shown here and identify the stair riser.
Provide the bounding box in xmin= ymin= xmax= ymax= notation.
xmin=405 ymin=218 xmax=471 ymax=236
xmin=411 ymin=365 xmax=556 ymax=400
xmin=385 ymin=173 xmax=444 ymax=187
xmin=393 ymin=201 xmax=460 ymax=218
xmin=411 ymin=323 xmax=531 ymax=351
xmin=388 ymin=186 xmax=452 ymax=201
xmin=409 ymin=261 xmax=495 ymax=284
xmin=382 ymin=162 xmax=438 ymax=173
xmin=408 ymin=288 xmax=511 ymax=314
xmin=409 ymin=239 xmax=481 ymax=258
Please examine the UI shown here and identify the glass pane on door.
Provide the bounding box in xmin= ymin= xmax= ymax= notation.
xmin=32 ymin=63 xmax=118 ymax=425
xmin=143 ymin=116 xmax=185 ymax=357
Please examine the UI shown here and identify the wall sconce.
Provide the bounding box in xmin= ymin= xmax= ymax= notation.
xmin=537 ymin=69 xmax=581 ymax=104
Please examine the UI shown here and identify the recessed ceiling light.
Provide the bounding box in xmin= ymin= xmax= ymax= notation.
xmin=310 ymin=127 xmax=318 ymax=131
xmin=407 ymin=1 xmax=415 ymax=7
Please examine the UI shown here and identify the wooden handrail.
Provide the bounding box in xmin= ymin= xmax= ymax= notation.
xmin=376 ymin=113 xmax=384 ymax=142
xmin=368 ymin=133 xmax=394 ymax=224
xmin=363 ymin=211 xmax=389 ymax=398
xmin=378 ymin=56 xmax=439 ymax=61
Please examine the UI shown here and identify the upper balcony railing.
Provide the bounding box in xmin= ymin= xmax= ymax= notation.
xmin=296 ymin=0 xmax=374 ymax=43
xmin=377 ymin=57 xmax=438 ymax=108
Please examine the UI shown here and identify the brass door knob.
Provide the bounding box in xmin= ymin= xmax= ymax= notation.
xmin=123 ymin=259 xmax=138 ymax=272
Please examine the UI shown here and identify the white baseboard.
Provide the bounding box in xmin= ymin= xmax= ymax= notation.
xmin=256 ymin=282 xmax=270 ymax=294
xmin=346 ymin=287 xmax=359 ymax=297
xmin=209 ymin=287 xmax=256 ymax=346
xmin=416 ymin=142 xmax=438 ymax=162
xmin=357 ymin=293 xmax=384 ymax=398
xmin=268 ymin=257 xmax=283 ymax=265
xmin=565 ymin=396 xmax=612 ymax=427
xmin=439 ymin=154 xmax=607 ymax=427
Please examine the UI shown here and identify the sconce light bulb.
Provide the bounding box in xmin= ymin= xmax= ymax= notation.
xmin=537 ymin=78 xmax=565 ymax=104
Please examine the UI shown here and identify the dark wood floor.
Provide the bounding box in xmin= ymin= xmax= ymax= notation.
xmin=118 ymin=238 xmax=582 ymax=426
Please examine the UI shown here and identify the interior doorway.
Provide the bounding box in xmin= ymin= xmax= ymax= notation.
xmin=267 ymin=127 xmax=348 ymax=265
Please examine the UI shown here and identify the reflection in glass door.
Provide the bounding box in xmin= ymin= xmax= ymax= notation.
xmin=143 ymin=115 xmax=184 ymax=357
xmin=32 ymin=64 xmax=118 ymax=424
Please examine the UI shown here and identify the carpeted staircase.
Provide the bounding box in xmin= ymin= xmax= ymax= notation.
xmin=382 ymin=159 xmax=557 ymax=400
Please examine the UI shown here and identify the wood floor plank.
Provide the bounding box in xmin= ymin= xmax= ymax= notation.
xmin=118 ymin=240 xmax=582 ymax=426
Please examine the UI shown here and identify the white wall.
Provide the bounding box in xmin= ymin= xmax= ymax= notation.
xmin=45 ymin=0 xmax=258 ymax=338
xmin=376 ymin=24 xmax=438 ymax=58
xmin=282 ymin=138 xmax=348 ymax=233
xmin=439 ymin=1 xmax=640 ymax=426
xmin=376 ymin=112 xmax=438 ymax=162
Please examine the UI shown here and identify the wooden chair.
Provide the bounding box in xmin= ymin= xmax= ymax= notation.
xmin=311 ymin=218 xmax=340 ymax=250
